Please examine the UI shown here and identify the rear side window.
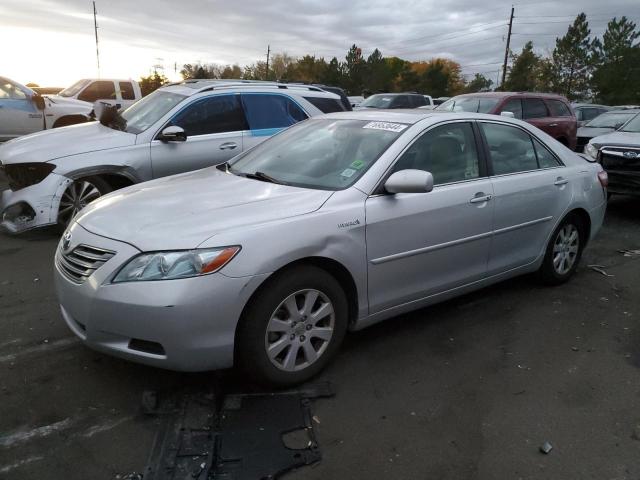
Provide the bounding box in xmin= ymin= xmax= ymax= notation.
xmin=391 ymin=96 xmax=411 ymax=108
xmin=547 ymin=100 xmax=572 ymax=117
xmin=582 ymin=108 xmax=601 ymax=122
xmin=168 ymin=95 xmax=248 ymax=136
xmin=410 ymin=95 xmax=427 ymax=107
xmin=119 ymin=82 xmax=135 ymax=100
xmin=241 ymin=94 xmax=307 ymax=130
xmin=392 ymin=122 xmax=480 ymax=185
xmin=523 ymin=98 xmax=549 ymax=119
xmin=77 ymin=81 xmax=116 ymax=102
xmin=303 ymin=96 xmax=346 ymax=113
xmin=481 ymin=122 xmax=538 ymax=175
xmin=533 ymin=138 xmax=562 ymax=168
xmin=501 ymin=98 xmax=523 ymax=119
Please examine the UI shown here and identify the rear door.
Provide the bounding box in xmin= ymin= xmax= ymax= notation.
xmin=546 ymin=99 xmax=577 ymax=148
xmin=365 ymin=121 xmax=494 ymax=313
xmin=240 ymin=93 xmax=308 ymax=151
xmin=479 ymin=120 xmax=572 ymax=274
xmin=150 ymin=94 xmax=247 ymax=178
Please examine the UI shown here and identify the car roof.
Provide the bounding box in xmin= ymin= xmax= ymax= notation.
xmin=321 ymin=109 xmax=522 ymax=125
xmin=572 ymin=103 xmax=610 ymax=108
xmin=603 ymin=109 xmax=640 ymax=114
xmin=369 ymin=92 xmax=422 ymax=97
xmin=452 ymin=91 xmax=569 ymax=101
xmin=160 ymin=79 xmax=339 ymax=98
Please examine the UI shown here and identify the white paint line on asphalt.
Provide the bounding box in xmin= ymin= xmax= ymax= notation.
xmin=0 ymin=337 xmax=80 ymax=363
xmin=0 ymin=455 xmax=45 ymax=474
xmin=0 ymin=418 xmax=76 ymax=448
xmin=80 ymin=415 xmax=134 ymax=438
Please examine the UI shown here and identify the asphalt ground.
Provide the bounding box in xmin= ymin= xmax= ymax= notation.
xmin=1 ymin=178 xmax=639 ymax=479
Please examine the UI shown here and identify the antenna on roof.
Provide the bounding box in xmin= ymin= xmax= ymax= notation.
xmin=93 ymin=1 xmax=100 ymax=77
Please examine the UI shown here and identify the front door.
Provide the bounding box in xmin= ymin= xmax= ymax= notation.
xmin=0 ymin=80 xmax=42 ymax=140
xmin=365 ymin=121 xmax=494 ymax=314
xmin=479 ymin=121 xmax=573 ymax=274
xmin=150 ymin=94 xmax=247 ymax=178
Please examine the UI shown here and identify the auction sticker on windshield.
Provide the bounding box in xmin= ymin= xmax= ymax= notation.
xmin=363 ymin=122 xmax=408 ymax=133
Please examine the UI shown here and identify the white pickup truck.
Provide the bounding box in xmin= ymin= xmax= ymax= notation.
xmin=0 ymin=77 xmax=142 ymax=141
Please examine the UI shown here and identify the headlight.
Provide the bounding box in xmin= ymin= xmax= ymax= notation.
xmin=585 ymin=143 xmax=599 ymax=160
xmin=4 ymin=163 xmax=55 ymax=191
xmin=112 ymin=246 xmax=240 ymax=283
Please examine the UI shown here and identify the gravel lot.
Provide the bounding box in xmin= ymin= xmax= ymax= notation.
xmin=1 ymin=177 xmax=639 ymax=479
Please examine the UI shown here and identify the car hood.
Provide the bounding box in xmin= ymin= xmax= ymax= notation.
xmin=0 ymin=122 xmax=136 ymax=165
xmin=45 ymin=95 xmax=93 ymax=109
xmin=577 ymin=126 xmax=615 ymax=138
xmin=589 ymin=131 xmax=640 ymax=147
xmin=76 ymin=167 xmax=334 ymax=251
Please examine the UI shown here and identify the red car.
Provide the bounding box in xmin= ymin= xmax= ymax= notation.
xmin=438 ymin=92 xmax=577 ymax=150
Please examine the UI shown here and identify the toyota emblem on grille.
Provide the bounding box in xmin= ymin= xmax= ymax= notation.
xmin=623 ymin=151 xmax=638 ymax=159
xmin=62 ymin=231 xmax=72 ymax=251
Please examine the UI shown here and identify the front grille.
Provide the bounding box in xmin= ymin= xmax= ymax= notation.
xmin=56 ymin=244 xmax=116 ymax=284
xmin=600 ymin=146 xmax=640 ymax=172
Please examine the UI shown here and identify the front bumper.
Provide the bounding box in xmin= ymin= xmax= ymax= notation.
xmin=53 ymin=222 xmax=269 ymax=371
xmin=1 ymin=172 xmax=71 ymax=233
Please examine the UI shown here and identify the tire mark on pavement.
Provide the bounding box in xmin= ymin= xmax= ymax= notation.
xmin=0 ymin=337 xmax=79 ymax=363
xmin=0 ymin=455 xmax=45 ymax=474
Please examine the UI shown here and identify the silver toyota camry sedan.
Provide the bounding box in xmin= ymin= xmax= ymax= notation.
xmin=54 ymin=110 xmax=608 ymax=386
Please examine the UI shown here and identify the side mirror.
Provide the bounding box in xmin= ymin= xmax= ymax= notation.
xmin=384 ymin=169 xmax=434 ymax=194
xmin=32 ymin=94 xmax=45 ymax=111
xmin=159 ymin=125 xmax=187 ymax=142
xmin=500 ymin=111 xmax=515 ymax=118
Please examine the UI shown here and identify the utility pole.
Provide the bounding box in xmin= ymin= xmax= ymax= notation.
xmin=265 ymin=45 xmax=270 ymax=81
xmin=93 ymin=1 xmax=100 ymax=77
xmin=501 ymin=5 xmax=514 ymax=89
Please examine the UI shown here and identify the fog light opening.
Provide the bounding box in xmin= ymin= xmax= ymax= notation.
xmin=128 ymin=338 xmax=166 ymax=356
xmin=2 ymin=202 xmax=36 ymax=225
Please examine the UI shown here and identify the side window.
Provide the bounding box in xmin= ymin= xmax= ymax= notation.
xmin=392 ymin=96 xmax=411 ymax=108
xmin=392 ymin=122 xmax=480 ymax=185
xmin=533 ymin=138 xmax=562 ymax=168
xmin=0 ymin=81 xmax=27 ymax=99
xmin=547 ymin=99 xmax=571 ymax=117
xmin=168 ymin=95 xmax=247 ymax=136
xmin=583 ymin=108 xmax=600 ymax=122
xmin=119 ymin=82 xmax=135 ymax=100
xmin=481 ymin=123 xmax=538 ymax=175
xmin=303 ymin=96 xmax=346 ymax=113
xmin=77 ymin=81 xmax=116 ymax=102
xmin=411 ymin=95 xmax=427 ymax=107
xmin=523 ymin=98 xmax=549 ymax=119
xmin=241 ymin=94 xmax=307 ymax=130
xmin=501 ymin=98 xmax=523 ymax=119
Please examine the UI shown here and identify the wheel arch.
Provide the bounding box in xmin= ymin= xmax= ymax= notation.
xmin=52 ymin=115 xmax=89 ymax=128
xmin=566 ymin=207 xmax=591 ymax=245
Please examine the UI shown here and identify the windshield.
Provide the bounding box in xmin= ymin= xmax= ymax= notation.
xmin=229 ymin=119 xmax=406 ymax=190
xmin=58 ymin=79 xmax=90 ymax=97
xmin=620 ymin=114 xmax=640 ymax=133
xmin=120 ymin=90 xmax=187 ymax=134
xmin=437 ymin=96 xmax=499 ymax=113
xmin=360 ymin=95 xmax=396 ymax=108
xmin=586 ymin=112 xmax=636 ymax=129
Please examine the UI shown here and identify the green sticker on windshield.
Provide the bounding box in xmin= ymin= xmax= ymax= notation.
xmin=350 ymin=159 xmax=365 ymax=170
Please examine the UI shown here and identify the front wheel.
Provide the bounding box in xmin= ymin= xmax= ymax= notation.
xmin=236 ymin=265 xmax=348 ymax=387
xmin=57 ymin=177 xmax=112 ymax=229
xmin=537 ymin=215 xmax=585 ymax=285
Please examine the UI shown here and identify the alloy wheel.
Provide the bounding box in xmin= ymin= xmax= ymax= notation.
xmin=552 ymin=223 xmax=580 ymax=275
xmin=58 ymin=180 xmax=102 ymax=225
xmin=264 ymin=289 xmax=335 ymax=372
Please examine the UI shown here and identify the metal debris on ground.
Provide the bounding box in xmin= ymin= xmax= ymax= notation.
xmin=618 ymin=249 xmax=640 ymax=258
xmin=540 ymin=441 xmax=553 ymax=454
xmin=587 ymin=265 xmax=614 ymax=277
xmin=141 ymin=383 xmax=334 ymax=480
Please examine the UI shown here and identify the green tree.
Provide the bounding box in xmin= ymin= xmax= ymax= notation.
xmin=220 ymin=64 xmax=243 ymax=79
xmin=139 ymin=72 xmax=168 ymax=96
xmin=503 ymin=41 xmax=541 ymax=91
xmin=319 ymin=57 xmax=345 ymax=88
xmin=592 ymin=16 xmax=640 ymax=104
xmin=180 ymin=63 xmax=220 ymax=79
xmin=344 ymin=44 xmax=365 ymax=94
xmin=465 ymin=73 xmax=493 ymax=93
xmin=550 ymin=13 xmax=596 ymax=100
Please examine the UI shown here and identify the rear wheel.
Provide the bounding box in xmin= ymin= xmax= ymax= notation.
xmin=537 ymin=214 xmax=585 ymax=285
xmin=236 ymin=265 xmax=348 ymax=387
xmin=57 ymin=177 xmax=111 ymax=229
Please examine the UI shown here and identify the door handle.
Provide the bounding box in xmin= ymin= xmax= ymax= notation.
xmin=554 ymin=177 xmax=569 ymax=186
xmin=469 ymin=193 xmax=492 ymax=204
xmin=219 ymin=142 xmax=238 ymax=150
xmin=549 ymin=123 xmax=558 ymax=127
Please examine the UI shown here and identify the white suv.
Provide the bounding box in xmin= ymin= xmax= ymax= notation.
xmin=0 ymin=80 xmax=345 ymax=233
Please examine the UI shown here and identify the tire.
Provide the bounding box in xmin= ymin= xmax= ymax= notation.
xmin=537 ymin=214 xmax=586 ymax=285
xmin=236 ymin=265 xmax=348 ymax=387
xmin=57 ymin=176 xmax=112 ymax=230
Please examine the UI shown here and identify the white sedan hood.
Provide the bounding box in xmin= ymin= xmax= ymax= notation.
xmin=76 ymin=167 xmax=334 ymax=251
xmin=0 ymin=122 xmax=136 ymax=165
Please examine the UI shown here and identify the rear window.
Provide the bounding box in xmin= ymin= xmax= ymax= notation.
xmin=547 ymin=100 xmax=572 ymax=117
xmin=303 ymin=96 xmax=346 ymax=113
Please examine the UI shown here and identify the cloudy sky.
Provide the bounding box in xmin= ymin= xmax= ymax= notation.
xmin=2 ymin=0 xmax=638 ymax=87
